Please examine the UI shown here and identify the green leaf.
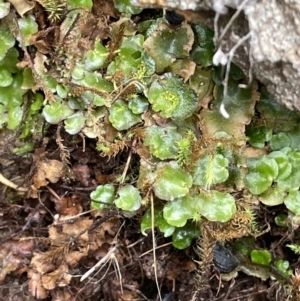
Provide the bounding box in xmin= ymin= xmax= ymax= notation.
xmin=0 ymin=28 xmax=15 ymax=61
xmin=190 ymin=24 xmax=214 ymax=67
xmin=81 ymin=91 xmax=106 ymax=107
xmin=109 ymin=99 xmax=141 ymax=130
xmin=248 ymin=156 xmax=278 ymax=179
xmin=286 ymin=125 xmax=300 ymax=150
xmin=172 ymin=222 xmax=200 ymax=249
xmin=156 ymin=211 xmax=175 ymax=237
xmin=72 ymin=63 xmax=85 ymax=80
xmin=244 ymin=172 xmax=272 ymax=195
xmin=195 ymin=191 xmax=236 ymax=222
xmin=90 ymin=184 xmax=116 ymax=210
xmin=21 ymin=68 xmax=35 ymax=89
xmin=85 ymin=41 xmax=109 ymax=71
xmin=114 ymin=0 xmax=143 ymax=14
xmin=257 ymin=86 xmax=300 ymax=132
xmin=189 ymin=66 xmax=214 ymax=100
xmin=64 ymin=112 xmax=86 ymax=134
xmin=42 ymin=99 xmax=74 ymax=124
xmin=270 ymin=132 xmax=291 ymax=150
xmin=128 ymin=95 xmax=149 ymax=114
xmin=246 ymin=126 xmax=273 ymax=148
xmin=0 ymin=68 xmax=13 ymax=87
xmin=79 ymin=71 xmax=114 ymax=92
xmin=200 ymin=79 xmax=258 ymax=139
xmin=277 ymin=149 xmax=300 ymax=190
xmin=141 ymin=208 xmax=175 ymax=237
xmin=277 ymin=168 xmax=300 ymax=191
xmin=148 ymin=73 xmax=198 ymax=120
xmin=107 ymin=35 xmax=151 ymax=82
xmin=284 ymin=191 xmax=300 ymax=216
xmin=152 ymin=161 xmax=193 ymax=201
xmin=258 ymin=186 xmax=286 ymax=206
xmin=115 ymin=185 xmax=142 ymax=211
xmin=0 ymin=1 xmax=10 ymax=19
xmin=274 ymin=259 xmax=292 ymax=278
xmin=268 ymin=151 xmax=292 ymax=181
xmin=163 ymin=195 xmax=196 ymax=227
xmin=0 ymin=72 xmax=26 ymax=108
xmin=7 ymin=105 xmax=23 ymax=130
xmin=193 ymin=154 xmax=229 ymax=188
xmin=17 ymin=16 xmax=38 ymax=46
xmin=144 ymin=124 xmax=182 ymax=160
xmin=234 ymin=237 xmax=254 ymax=257
xmin=250 ymin=250 xmax=272 ymax=267
xmin=0 ymin=48 xmax=19 ymax=73
xmin=13 ymin=142 xmax=34 ymax=155
xmin=43 ymin=75 xmax=58 ymax=92
xmin=69 ymin=0 xmax=92 ymax=10
xmin=144 ymin=22 xmax=194 ymax=73
xmin=274 ymin=213 xmax=288 ymax=228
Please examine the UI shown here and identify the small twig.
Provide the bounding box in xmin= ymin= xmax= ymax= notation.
xmin=226 ymin=289 xmax=266 ymax=301
xmin=150 ymin=192 xmax=162 ymax=301
xmin=0 ymin=173 xmax=29 ymax=192
xmin=111 ymin=80 xmax=145 ymax=104
xmin=53 ymin=209 xmax=97 ymax=224
xmin=38 ymin=191 xmax=55 ymax=219
xmin=123 ymin=285 xmax=149 ymax=301
xmin=120 ymin=138 xmax=137 ymax=184
xmin=46 ymin=185 xmax=62 ymax=202
xmin=213 ymin=12 xmax=220 ymax=45
xmin=217 ymin=0 xmax=250 ymax=44
xmin=222 ymin=278 xmax=236 ymax=301
xmin=73 ymin=211 xmax=118 ymax=241
xmin=80 ymin=244 xmax=118 ymax=282
xmin=79 ymin=133 xmax=86 ymax=152
xmin=60 ymin=184 xmax=98 ymax=191
xmin=127 ymin=237 xmax=146 ymax=248
xmin=139 ymin=242 xmax=173 ymax=258
xmin=220 ymin=31 xmax=252 ymax=119
xmin=223 ymin=31 xmax=252 ymax=97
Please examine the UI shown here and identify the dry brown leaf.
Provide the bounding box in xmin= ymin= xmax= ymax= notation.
xmin=53 ymin=289 xmax=72 ymax=301
xmin=31 ymin=251 xmax=57 ymax=274
xmin=65 ymin=249 xmax=88 ymax=267
xmin=72 ymin=164 xmax=90 ymax=186
xmin=119 ymin=289 xmax=138 ymax=301
xmin=48 ymin=226 xmax=68 ymax=244
xmin=243 ymin=146 xmax=268 ymax=158
xmin=0 ymin=248 xmax=22 ymax=283
xmin=28 ymin=27 xmax=57 ymax=54
xmin=92 ymin=0 xmax=119 ymax=18
xmin=52 ymin=194 xmax=83 ymax=216
xmin=33 ymin=159 xmax=64 ymax=188
xmin=62 ymin=218 xmax=93 ymax=242
xmin=28 ymin=269 xmax=48 ymax=299
xmin=100 ymin=217 xmax=120 ymax=236
xmin=3 ymin=239 xmax=34 ymax=255
xmin=8 ymin=0 xmax=35 ymax=17
xmin=42 ymin=263 xmax=72 ymax=290
xmin=33 ymin=52 xmax=47 ymax=75
xmin=95 ymin=171 xmax=116 ymax=184
xmin=170 ymin=59 xmax=196 ymax=82
xmin=141 ymin=110 xmax=156 ymax=127
xmin=16 ymin=59 xmax=29 ymax=68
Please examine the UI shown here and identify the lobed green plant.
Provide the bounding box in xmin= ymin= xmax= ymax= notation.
xmin=2 ymin=0 xmax=300 ymax=273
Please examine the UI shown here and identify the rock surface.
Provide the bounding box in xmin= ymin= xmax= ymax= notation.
xmin=131 ymin=0 xmax=300 ymax=111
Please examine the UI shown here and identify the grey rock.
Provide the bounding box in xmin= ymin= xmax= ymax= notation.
xmin=131 ymin=0 xmax=300 ymax=111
